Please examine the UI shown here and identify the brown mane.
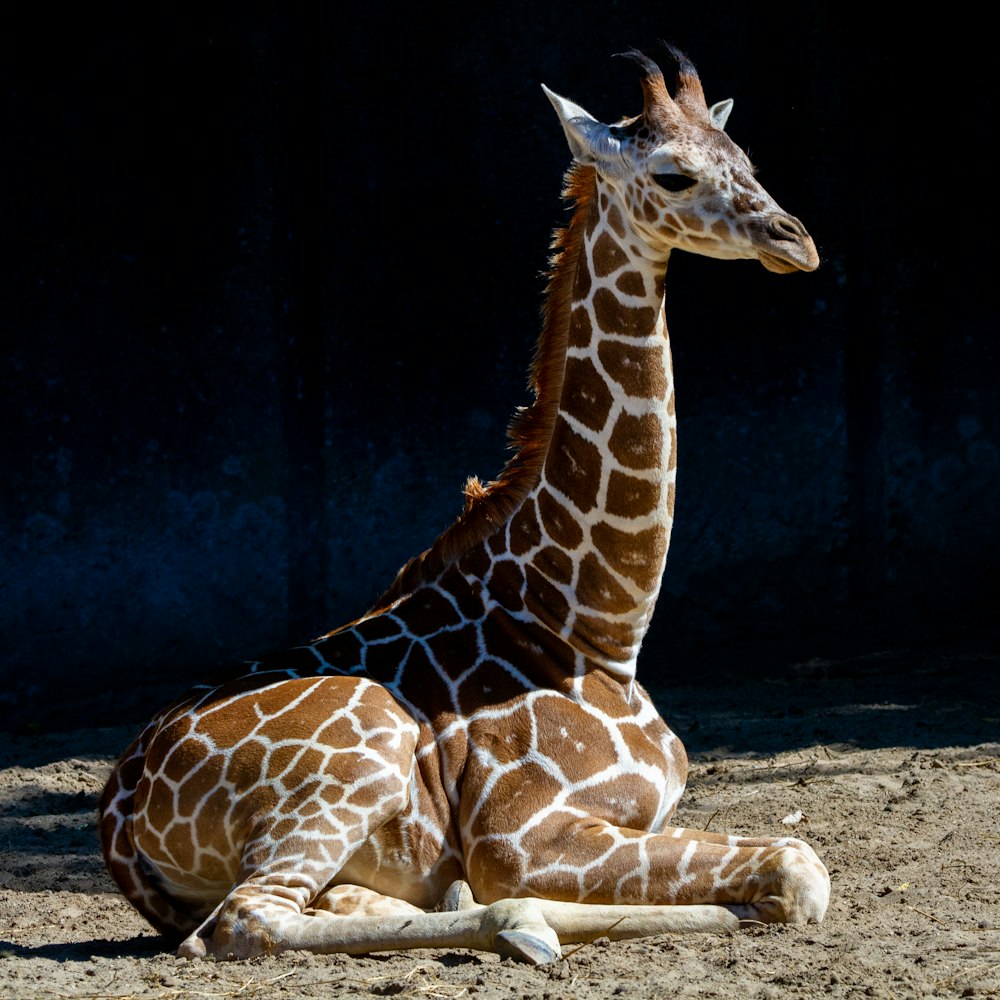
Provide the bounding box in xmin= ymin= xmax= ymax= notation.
xmin=367 ymin=164 xmax=598 ymax=613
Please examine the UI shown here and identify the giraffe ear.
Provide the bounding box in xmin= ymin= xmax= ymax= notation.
xmin=708 ymin=98 xmax=734 ymax=131
xmin=542 ymin=84 xmax=619 ymax=168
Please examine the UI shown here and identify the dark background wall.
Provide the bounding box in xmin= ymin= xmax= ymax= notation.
xmin=3 ymin=4 xmax=997 ymax=728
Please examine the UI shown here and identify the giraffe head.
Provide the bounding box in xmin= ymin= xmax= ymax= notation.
xmin=543 ymin=47 xmax=818 ymax=274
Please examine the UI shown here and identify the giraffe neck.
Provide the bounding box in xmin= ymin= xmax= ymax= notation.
xmin=498 ymin=169 xmax=676 ymax=680
xmin=372 ymin=167 xmax=676 ymax=685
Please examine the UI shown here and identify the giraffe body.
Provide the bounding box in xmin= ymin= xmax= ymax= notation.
xmin=101 ymin=48 xmax=829 ymax=962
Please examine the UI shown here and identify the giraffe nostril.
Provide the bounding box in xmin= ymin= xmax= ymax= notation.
xmin=767 ymin=215 xmax=807 ymax=241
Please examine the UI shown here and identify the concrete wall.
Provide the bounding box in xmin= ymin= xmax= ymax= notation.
xmin=3 ymin=5 xmax=997 ymax=725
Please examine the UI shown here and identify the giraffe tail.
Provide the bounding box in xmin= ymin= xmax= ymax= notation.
xmin=98 ymin=721 xmax=200 ymax=940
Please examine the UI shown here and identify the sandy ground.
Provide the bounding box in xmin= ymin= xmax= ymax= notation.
xmin=2 ymin=636 xmax=998 ymax=999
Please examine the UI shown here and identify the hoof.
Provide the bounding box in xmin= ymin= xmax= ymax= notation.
xmin=494 ymin=928 xmax=561 ymax=965
xmin=437 ymin=880 xmax=479 ymax=912
xmin=177 ymin=934 xmax=208 ymax=960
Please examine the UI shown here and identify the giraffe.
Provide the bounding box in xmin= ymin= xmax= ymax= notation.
xmin=100 ymin=46 xmax=828 ymax=964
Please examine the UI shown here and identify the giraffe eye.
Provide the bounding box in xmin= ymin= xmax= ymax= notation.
xmin=652 ymin=173 xmax=697 ymax=193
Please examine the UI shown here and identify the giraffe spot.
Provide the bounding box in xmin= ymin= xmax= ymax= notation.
xmin=574 ymin=613 xmax=638 ymax=663
xmin=534 ymin=544 xmax=573 ymax=585
xmin=509 ymin=497 xmax=542 ymax=556
xmin=609 ymin=411 xmax=663 ymax=469
xmin=519 ymin=618 xmax=577 ymax=684
xmin=483 ymin=591 xmax=559 ymax=668
xmin=668 ymin=424 xmax=677 ymax=471
xmin=583 ymin=841 xmax=643 ymax=900
xmin=620 ymin=718 xmax=680 ymax=773
xmin=161 ymin=733 xmax=210 ymax=786
xmin=268 ymin=743 xmax=301 ymax=780
xmin=565 ymin=775 xmax=663 ymax=831
xmin=197 ymin=851 xmax=236 ymax=885
xmin=598 ymin=341 xmax=667 ymax=399
xmin=533 ymin=698 xmax=618 ymax=782
xmin=163 ymin=819 xmax=197 ymax=873
xmin=194 ymin=787 xmax=233 ymax=855
xmin=615 ymin=269 xmax=645 ymax=297
xmin=545 ymin=416 xmax=602 ymax=512
xmin=255 ymin=680 xmax=346 ymax=743
xmin=580 ymin=666 xmax=638 ymax=718
xmin=320 ymin=782 xmax=345 ymax=806
xmin=394 ymin=644 xmax=458 ymax=722
xmin=592 ymin=231 xmax=629 ymax=278
xmin=315 ymin=712 xmax=362 ymax=751
xmin=116 ymin=749 xmax=145 ymax=790
xmin=487 ymin=557 xmax=525 ymax=612
xmin=591 ymin=521 xmax=667 ymax=590
xmin=364 ymin=635 xmax=413 ymax=679
xmin=642 ymin=197 xmax=659 ymax=223
xmin=524 ymin=564 xmax=571 ymax=630
xmin=468 ymin=761 xmax=565 ymax=839
xmin=281 ymin=778 xmax=324 ymax=814
xmin=352 ymin=614 xmax=401 ymax=642
xmin=488 ymin=531 xmax=507 ymax=556
xmin=241 ymin=783 xmax=280 ymax=820
xmin=338 ymin=750 xmax=385 ymax=783
xmin=711 ymin=218 xmax=731 ymax=239
xmin=573 ymin=260 xmax=592 ymax=300
xmin=459 ymin=659 xmax=533 ymax=715
xmin=269 ymin=818 xmax=299 ymax=843
xmin=537 ymin=488 xmax=584 ymax=549
xmin=733 ymin=189 xmax=764 ymax=214
xmin=185 ymin=693 xmax=262 ymax=753
xmin=607 ymin=202 xmax=626 ymax=238
xmin=606 ymin=470 xmax=660 ymax=518
xmin=281 ymin=748 xmax=328 ymax=798
xmin=400 ymin=587 xmax=463 ymax=637
xmin=576 ymin=552 xmax=633 ymax=614
xmin=137 ymin=773 xmax=174 ymax=833
xmin=311 ymin=628 xmax=367 ymax=669
xmin=568 ymin=306 xmax=592 ymax=349
xmin=667 ymin=479 xmax=676 ymax=518
xmin=561 ymin=356 xmax=614 ymax=432
xmin=427 ymin=623 xmax=481 ymax=677
xmin=677 ymin=212 xmax=704 ymax=233
xmin=592 ymin=287 xmax=657 ymax=338
xmin=442 ymin=564 xmax=487 ymax=619
xmin=458 ymin=546 xmax=490 ymax=579
xmin=176 ymin=755 xmax=225 ymax=820
xmin=347 ymin=781 xmax=386 ymax=809
xmin=296 ymin=798 xmax=325 ymax=819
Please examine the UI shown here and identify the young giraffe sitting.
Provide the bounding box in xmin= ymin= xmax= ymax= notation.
xmin=100 ymin=46 xmax=829 ymax=964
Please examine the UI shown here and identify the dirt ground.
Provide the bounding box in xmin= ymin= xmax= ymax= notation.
xmin=2 ymin=635 xmax=998 ymax=999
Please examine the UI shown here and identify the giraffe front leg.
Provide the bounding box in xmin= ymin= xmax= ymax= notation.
xmin=178 ymin=878 xmax=561 ymax=963
xmin=466 ymin=819 xmax=829 ymax=928
xmin=437 ymin=879 xmax=739 ymax=940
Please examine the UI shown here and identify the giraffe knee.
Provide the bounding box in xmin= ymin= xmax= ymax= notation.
xmin=177 ymin=892 xmax=289 ymax=960
xmin=755 ymin=841 xmax=830 ymax=925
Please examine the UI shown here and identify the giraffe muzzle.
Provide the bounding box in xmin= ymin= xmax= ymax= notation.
xmin=754 ymin=214 xmax=819 ymax=274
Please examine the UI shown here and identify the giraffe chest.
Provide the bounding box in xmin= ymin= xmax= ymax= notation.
xmin=461 ymin=679 xmax=687 ymax=837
